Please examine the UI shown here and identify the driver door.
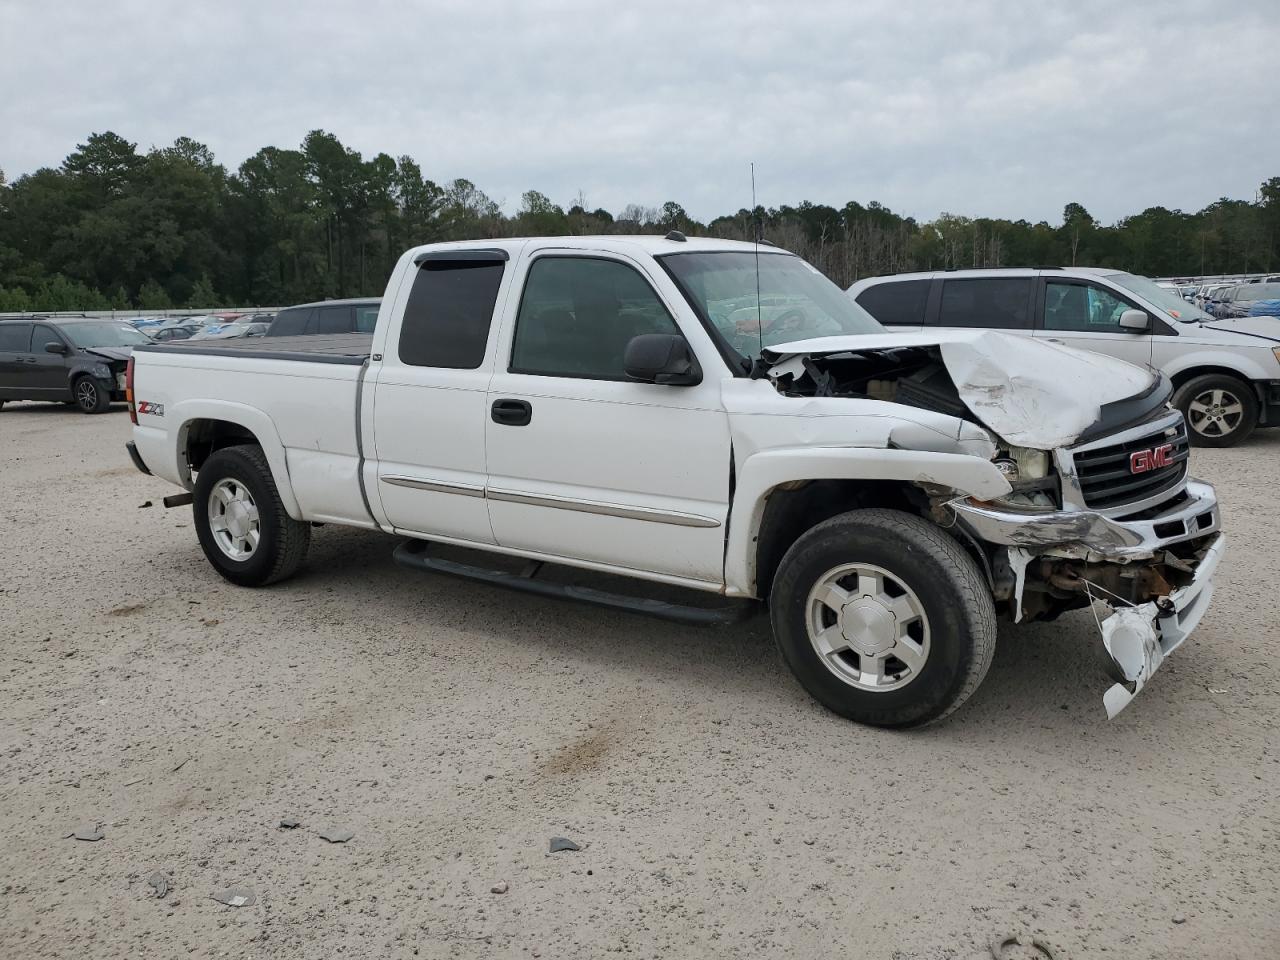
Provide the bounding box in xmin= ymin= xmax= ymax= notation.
xmin=484 ymin=251 xmax=732 ymax=585
xmin=28 ymin=323 xmax=73 ymax=396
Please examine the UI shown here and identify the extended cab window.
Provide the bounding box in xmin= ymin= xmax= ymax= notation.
xmin=855 ymin=279 xmax=929 ymax=326
xmin=511 ymin=257 xmax=679 ymax=380
xmin=1043 ymin=281 xmax=1135 ymax=333
xmin=398 ymin=260 xmax=505 ymax=369
xmin=938 ymin=277 xmax=1033 ymax=329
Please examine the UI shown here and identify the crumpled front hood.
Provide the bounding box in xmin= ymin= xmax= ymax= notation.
xmin=764 ymin=329 xmax=1156 ymax=449
xmin=83 ymin=346 xmax=134 ymax=363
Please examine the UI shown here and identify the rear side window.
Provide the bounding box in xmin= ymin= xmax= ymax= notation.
xmin=938 ymin=278 xmax=1033 ymax=329
xmin=398 ymin=261 xmax=505 ymax=369
xmin=0 ymin=323 xmax=32 ymax=351
xmin=354 ymin=304 xmax=380 ymax=332
xmin=269 ymin=307 xmax=311 ymax=337
xmin=316 ymin=305 xmax=352 ymax=334
xmin=855 ymin=280 xmax=930 ymax=326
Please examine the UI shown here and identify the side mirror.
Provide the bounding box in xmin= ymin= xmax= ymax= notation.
xmin=624 ymin=333 xmax=702 ymax=386
xmin=1118 ymin=309 xmax=1149 ymax=332
xmin=44 ymin=341 xmax=68 ymax=354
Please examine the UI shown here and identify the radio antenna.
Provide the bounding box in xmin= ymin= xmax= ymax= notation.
xmin=750 ymin=162 xmax=765 ymax=376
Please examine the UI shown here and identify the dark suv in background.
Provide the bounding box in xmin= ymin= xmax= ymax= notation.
xmin=0 ymin=317 xmax=152 ymax=413
xmin=266 ymin=298 xmax=380 ymax=337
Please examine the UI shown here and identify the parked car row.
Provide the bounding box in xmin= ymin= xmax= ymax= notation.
xmin=848 ymin=266 xmax=1280 ymax=447
xmin=1199 ymin=282 xmax=1280 ymax=319
xmin=0 ymin=299 xmax=381 ymax=413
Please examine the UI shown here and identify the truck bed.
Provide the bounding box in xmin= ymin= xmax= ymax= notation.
xmin=133 ymin=333 xmax=373 ymax=365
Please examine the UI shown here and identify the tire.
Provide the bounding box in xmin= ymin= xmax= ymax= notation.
xmin=769 ymin=508 xmax=996 ymax=728
xmin=1173 ymin=374 xmax=1257 ymax=447
xmin=73 ymin=375 xmax=112 ymax=414
xmin=193 ymin=444 xmax=310 ymax=586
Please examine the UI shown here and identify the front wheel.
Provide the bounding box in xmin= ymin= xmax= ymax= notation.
xmin=73 ymin=376 xmax=112 ymax=413
xmin=1173 ymin=374 xmax=1257 ymax=447
xmin=770 ymin=509 xmax=996 ymax=728
xmin=193 ymin=444 xmax=311 ymax=586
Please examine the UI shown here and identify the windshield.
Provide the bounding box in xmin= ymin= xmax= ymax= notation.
xmin=660 ymin=251 xmax=883 ymax=359
xmin=60 ymin=321 xmax=152 ymax=348
xmin=1107 ymin=272 xmax=1213 ymax=322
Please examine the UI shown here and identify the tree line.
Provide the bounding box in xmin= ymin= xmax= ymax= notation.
xmin=1 ymin=130 xmax=1277 ymax=311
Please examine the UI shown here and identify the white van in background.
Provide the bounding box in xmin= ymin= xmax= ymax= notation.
xmin=848 ymin=267 xmax=1280 ymax=447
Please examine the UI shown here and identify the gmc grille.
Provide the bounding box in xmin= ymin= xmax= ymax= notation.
xmin=1072 ymin=420 xmax=1189 ymax=510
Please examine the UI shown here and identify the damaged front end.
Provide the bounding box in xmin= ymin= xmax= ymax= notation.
xmin=764 ymin=332 xmax=1226 ymax=718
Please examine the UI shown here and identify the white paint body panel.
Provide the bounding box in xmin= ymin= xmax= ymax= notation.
xmin=130 ymin=237 xmax=1178 ymax=596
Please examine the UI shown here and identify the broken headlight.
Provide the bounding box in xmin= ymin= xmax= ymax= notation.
xmin=986 ymin=446 xmax=1058 ymax=511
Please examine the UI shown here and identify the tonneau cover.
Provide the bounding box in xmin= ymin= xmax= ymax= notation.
xmin=133 ymin=333 xmax=373 ymax=365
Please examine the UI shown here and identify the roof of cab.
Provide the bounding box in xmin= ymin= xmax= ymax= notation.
xmin=405 ymin=235 xmax=788 ymax=260
xmin=283 ymin=297 xmax=382 ymax=310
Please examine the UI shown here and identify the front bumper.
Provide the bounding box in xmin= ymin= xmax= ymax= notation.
xmin=950 ymin=479 xmax=1219 ymax=561
xmin=950 ymin=479 xmax=1224 ymax=717
xmin=1100 ymin=532 xmax=1225 ymax=718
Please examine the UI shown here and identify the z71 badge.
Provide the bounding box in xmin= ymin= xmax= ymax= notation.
xmin=136 ymin=401 xmax=164 ymax=417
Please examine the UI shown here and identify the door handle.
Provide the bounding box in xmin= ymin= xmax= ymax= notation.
xmin=491 ymin=398 xmax=532 ymax=426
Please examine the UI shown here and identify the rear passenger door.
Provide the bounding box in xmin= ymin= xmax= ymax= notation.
xmin=370 ymin=250 xmax=512 ymax=544
xmin=931 ymin=276 xmax=1035 ymax=338
xmin=852 ymin=279 xmax=932 ymax=331
xmin=0 ymin=323 xmax=34 ymax=396
xmin=1034 ymin=277 xmax=1152 ymax=367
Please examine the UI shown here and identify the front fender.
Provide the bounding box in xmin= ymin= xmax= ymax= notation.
xmin=171 ymin=399 xmax=302 ymax=520
xmin=1161 ymin=348 xmax=1274 ymax=383
xmin=724 ymin=446 xmax=1011 ymax=597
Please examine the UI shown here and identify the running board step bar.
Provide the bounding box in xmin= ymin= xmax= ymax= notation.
xmin=392 ymin=539 xmax=759 ymax=626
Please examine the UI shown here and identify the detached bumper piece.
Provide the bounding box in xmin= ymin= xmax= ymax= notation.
xmin=1100 ymin=533 xmax=1226 ymax=718
xmin=392 ymin=539 xmax=759 ymax=626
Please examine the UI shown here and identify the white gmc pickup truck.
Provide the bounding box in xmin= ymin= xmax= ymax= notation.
xmin=126 ymin=236 xmax=1225 ymax=726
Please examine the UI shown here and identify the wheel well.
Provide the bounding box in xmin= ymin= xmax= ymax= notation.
xmin=753 ymin=479 xmax=921 ymax=600
xmin=1168 ymin=366 xmax=1253 ymax=391
xmin=183 ymin=419 xmax=261 ymax=471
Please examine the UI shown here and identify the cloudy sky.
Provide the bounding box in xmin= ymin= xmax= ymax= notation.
xmin=2 ymin=0 xmax=1275 ymax=225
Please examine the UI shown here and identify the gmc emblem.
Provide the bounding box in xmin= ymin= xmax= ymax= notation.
xmin=1130 ymin=443 xmax=1174 ymax=474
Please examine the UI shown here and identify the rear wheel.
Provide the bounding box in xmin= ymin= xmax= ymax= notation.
xmin=193 ymin=444 xmax=310 ymax=586
xmin=1174 ymin=374 xmax=1257 ymax=447
xmin=73 ymin=375 xmax=111 ymax=414
xmin=770 ymin=508 xmax=996 ymax=728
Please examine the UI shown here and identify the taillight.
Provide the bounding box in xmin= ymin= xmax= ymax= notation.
xmin=126 ymin=357 xmax=137 ymax=424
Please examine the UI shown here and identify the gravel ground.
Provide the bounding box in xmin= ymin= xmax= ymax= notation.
xmin=1 ymin=401 xmax=1277 ymax=960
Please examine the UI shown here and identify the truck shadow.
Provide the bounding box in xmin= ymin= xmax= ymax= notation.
xmin=292 ymin=524 xmax=1193 ymax=735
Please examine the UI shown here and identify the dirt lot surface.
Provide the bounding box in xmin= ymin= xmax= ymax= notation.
xmin=2 ymin=401 xmax=1277 ymax=959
